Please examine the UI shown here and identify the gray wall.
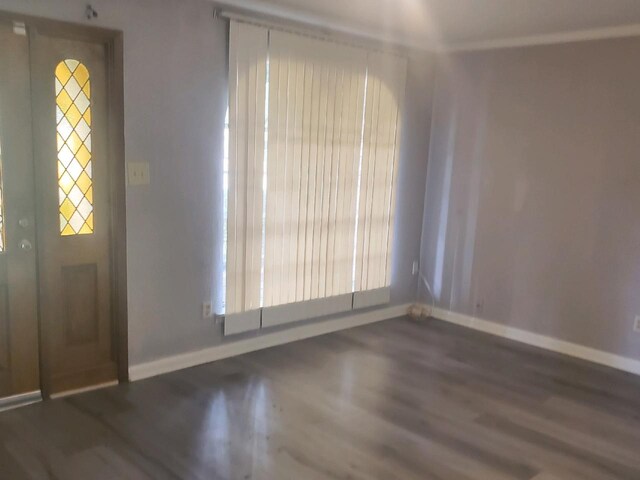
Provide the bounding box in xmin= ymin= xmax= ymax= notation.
xmin=420 ymin=38 xmax=640 ymax=360
xmin=0 ymin=0 xmax=433 ymax=365
xmin=391 ymin=53 xmax=435 ymax=305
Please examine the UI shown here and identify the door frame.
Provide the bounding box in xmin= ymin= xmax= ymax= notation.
xmin=0 ymin=10 xmax=128 ymax=394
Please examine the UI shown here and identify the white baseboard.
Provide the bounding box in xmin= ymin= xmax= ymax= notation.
xmin=130 ymin=303 xmax=411 ymax=381
xmin=0 ymin=391 xmax=42 ymax=412
xmin=424 ymin=305 xmax=640 ymax=377
xmin=49 ymin=380 xmax=119 ymax=399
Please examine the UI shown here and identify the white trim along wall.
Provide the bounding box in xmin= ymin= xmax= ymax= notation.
xmin=445 ymin=23 xmax=640 ymax=52
xmin=424 ymin=306 xmax=640 ymax=377
xmin=130 ymin=303 xmax=412 ymax=380
xmin=131 ymin=302 xmax=640 ymax=381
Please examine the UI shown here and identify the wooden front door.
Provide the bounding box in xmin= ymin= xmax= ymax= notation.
xmin=0 ymin=20 xmax=41 ymax=403
xmin=29 ymin=29 xmax=119 ymax=395
xmin=0 ymin=16 xmax=125 ymax=403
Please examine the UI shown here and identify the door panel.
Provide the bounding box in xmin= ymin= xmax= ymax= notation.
xmin=0 ymin=22 xmax=41 ymax=399
xmin=30 ymin=31 xmax=116 ymax=395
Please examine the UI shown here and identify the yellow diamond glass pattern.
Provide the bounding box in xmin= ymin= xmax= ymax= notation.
xmin=56 ymin=59 xmax=93 ymax=236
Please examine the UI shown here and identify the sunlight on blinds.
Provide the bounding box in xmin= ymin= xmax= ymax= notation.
xmin=355 ymin=52 xmax=406 ymax=291
xmin=226 ymin=22 xmax=268 ymax=314
xmin=263 ymin=31 xmax=367 ymax=307
xmin=226 ymin=20 xmax=406 ymax=314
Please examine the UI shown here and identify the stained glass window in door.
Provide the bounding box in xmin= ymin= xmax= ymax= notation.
xmin=55 ymin=59 xmax=93 ymax=235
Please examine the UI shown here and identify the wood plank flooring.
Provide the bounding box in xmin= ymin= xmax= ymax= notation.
xmin=1 ymin=316 xmax=640 ymax=479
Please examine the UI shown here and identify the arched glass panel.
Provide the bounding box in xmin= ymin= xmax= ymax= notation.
xmin=55 ymin=59 xmax=93 ymax=236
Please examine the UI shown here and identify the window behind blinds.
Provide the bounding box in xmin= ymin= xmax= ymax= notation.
xmin=264 ymin=30 xmax=368 ymax=308
xmin=226 ymin=20 xmax=406 ymax=320
xmin=355 ymin=51 xmax=406 ymax=292
xmin=226 ymin=22 xmax=267 ymax=314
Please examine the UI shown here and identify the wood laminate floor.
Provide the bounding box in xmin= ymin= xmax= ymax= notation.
xmin=1 ymin=316 xmax=640 ymax=480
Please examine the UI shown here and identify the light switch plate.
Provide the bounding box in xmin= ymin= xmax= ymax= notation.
xmin=127 ymin=162 xmax=150 ymax=186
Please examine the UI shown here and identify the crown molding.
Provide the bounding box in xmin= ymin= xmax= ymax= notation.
xmin=213 ymin=0 xmax=433 ymax=52
xmin=443 ymin=23 xmax=640 ymax=52
xmin=214 ymin=1 xmax=640 ymax=55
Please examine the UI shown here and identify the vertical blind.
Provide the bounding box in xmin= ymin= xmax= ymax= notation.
xmin=227 ymin=22 xmax=267 ymax=314
xmin=264 ymin=31 xmax=368 ymax=308
xmin=226 ymin=20 xmax=407 ymax=315
xmin=355 ymin=51 xmax=407 ymax=292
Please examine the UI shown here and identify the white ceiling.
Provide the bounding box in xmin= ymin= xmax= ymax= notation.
xmin=218 ymin=0 xmax=640 ymax=48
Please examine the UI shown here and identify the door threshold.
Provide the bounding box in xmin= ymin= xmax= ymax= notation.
xmin=50 ymin=380 xmax=118 ymax=399
xmin=0 ymin=391 xmax=42 ymax=412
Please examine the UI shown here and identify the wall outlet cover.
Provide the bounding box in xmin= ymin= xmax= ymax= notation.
xmin=634 ymin=316 xmax=640 ymax=333
xmin=202 ymin=301 xmax=213 ymax=319
xmin=13 ymin=21 xmax=26 ymax=36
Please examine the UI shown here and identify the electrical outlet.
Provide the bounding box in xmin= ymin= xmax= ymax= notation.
xmin=13 ymin=21 xmax=26 ymax=36
xmin=202 ymin=301 xmax=213 ymax=319
xmin=412 ymin=260 xmax=419 ymax=276
xmin=634 ymin=316 xmax=640 ymax=333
